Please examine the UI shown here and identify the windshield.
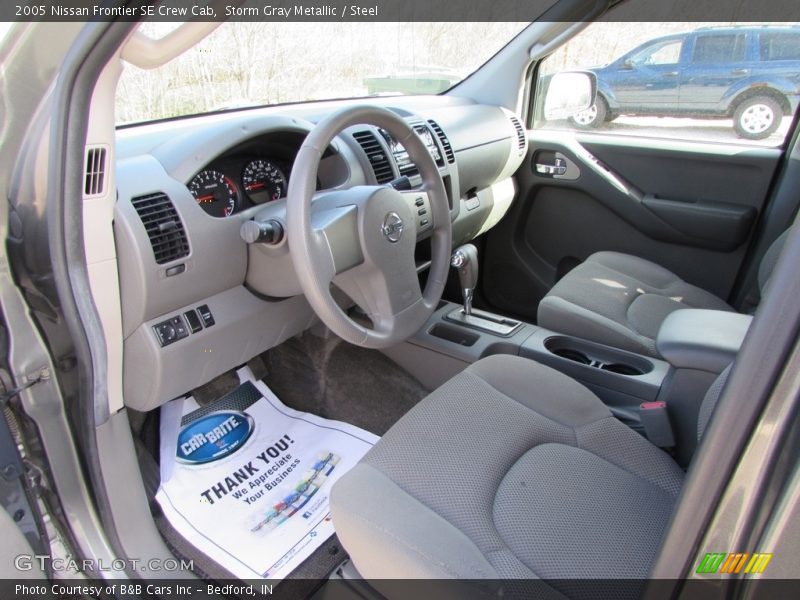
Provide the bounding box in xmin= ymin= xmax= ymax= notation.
xmin=116 ymin=22 xmax=528 ymax=125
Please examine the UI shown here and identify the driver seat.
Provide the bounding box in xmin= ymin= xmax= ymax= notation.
xmin=330 ymin=355 xmax=727 ymax=589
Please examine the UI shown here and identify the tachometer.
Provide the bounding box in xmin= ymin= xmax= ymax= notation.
xmin=189 ymin=170 xmax=240 ymax=218
xmin=242 ymin=159 xmax=287 ymax=204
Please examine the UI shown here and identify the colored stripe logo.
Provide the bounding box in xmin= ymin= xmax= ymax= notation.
xmin=696 ymin=552 xmax=773 ymax=575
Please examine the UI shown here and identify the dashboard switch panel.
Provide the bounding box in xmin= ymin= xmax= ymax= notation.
xmin=153 ymin=316 xmax=189 ymax=347
xmin=197 ymin=305 xmax=215 ymax=327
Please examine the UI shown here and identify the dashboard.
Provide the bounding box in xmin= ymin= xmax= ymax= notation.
xmin=114 ymin=97 xmax=528 ymax=411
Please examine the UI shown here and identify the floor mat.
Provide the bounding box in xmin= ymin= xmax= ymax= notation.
xmin=156 ymin=366 xmax=378 ymax=581
xmin=261 ymin=332 xmax=429 ymax=436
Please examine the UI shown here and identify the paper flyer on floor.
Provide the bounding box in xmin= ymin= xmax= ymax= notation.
xmin=156 ymin=366 xmax=379 ymax=580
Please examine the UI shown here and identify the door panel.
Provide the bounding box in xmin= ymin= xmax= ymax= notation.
xmin=482 ymin=131 xmax=782 ymax=321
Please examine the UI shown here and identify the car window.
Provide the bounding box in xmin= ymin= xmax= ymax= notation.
xmin=116 ymin=22 xmax=528 ymax=125
xmin=760 ymin=32 xmax=800 ymax=61
xmin=636 ymin=40 xmax=682 ymax=65
xmin=534 ymin=22 xmax=800 ymax=147
xmin=692 ymin=34 xmax=746 ymax=64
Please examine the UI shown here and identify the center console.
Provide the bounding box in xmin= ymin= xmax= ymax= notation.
xmin=384 ymin=300 xmax=670 ymax=435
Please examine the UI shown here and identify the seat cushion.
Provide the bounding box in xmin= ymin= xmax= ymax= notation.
xmin=330 ymin=355 xmax=684 ymax=594
xmin=537 ymin=252 xmax=734 ymax=357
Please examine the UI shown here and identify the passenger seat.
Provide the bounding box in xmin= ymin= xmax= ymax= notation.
xmin=537 ymin=231 xmax=788 ymax=357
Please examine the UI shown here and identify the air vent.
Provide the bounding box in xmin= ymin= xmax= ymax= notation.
xmin=428 ymin=120 xmax=455 ymax=164
xmin=352 ymin=130 xmax=394 ymax=184
xmin=84 ymin=146 xmax=107 ymax=197
xmin=510 ymin=116 xmax=527 ymax=155
xmin=131 ymin=192 xmax=190 ymax=265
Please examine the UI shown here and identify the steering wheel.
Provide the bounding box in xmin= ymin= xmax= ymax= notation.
xmin=286 ymin=106 xmax=452 ymax=349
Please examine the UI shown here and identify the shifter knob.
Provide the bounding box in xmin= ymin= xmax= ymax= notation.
xmin=451 ymin=244 xmax=479 ymax=316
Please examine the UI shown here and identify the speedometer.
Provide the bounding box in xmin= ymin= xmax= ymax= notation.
xmin=188 ymin=170 xmax=239 ymax=218
xmin=242 ymin=159 xmax=287 ymax=204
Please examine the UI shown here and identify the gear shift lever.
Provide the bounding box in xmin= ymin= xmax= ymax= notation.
xmin=450 ymin=244 xmax=479 ymax=316
xmin=445 ymin=244 xmax=522 ymax=336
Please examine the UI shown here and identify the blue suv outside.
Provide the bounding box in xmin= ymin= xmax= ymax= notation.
xmin=571 ymin=26 xmax=800 ymax=140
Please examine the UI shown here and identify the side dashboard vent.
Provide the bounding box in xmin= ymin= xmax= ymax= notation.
xmin=510 ymin=116 xmax=527 ymax=155
xmin=84 ymin=146 xmax=107 ymax=197
xmin=428 ymin=120 xmax=455 ymax=164
xmin=131 ymin=192 xmax=190 ymax=265
xmin=352 ymin=130 xmax=394 ymax=184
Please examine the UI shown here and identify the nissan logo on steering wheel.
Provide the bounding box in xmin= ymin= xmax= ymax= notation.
xmin=381 ymin=212 xmax=404 ymax=243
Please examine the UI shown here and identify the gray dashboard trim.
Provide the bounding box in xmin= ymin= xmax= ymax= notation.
xmin=115 ymin=155 xmax=248 ymax=337
xmin=123 ymin=286 xmax=317 ymax=411
xmin=151 ymin=115 xmax=322 ymax=184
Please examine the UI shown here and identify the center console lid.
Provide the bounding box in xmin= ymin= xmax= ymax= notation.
xmin=656 ymin=309 xmax=752 ymax=373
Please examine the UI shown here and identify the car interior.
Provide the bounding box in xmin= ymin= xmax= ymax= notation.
xmin=3 ymin=1 xmax=800 ymax=597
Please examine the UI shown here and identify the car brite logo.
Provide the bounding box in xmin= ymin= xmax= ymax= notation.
xmin=696 ymin=552 xmax=773 ymax=575
xmin=177 ymin=411 xmax=255 ymax=465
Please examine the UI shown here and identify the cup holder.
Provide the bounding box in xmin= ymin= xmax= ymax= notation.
xmin=600 ymin=363 xmax=646 ymax=376
xmin=544 ymin=336 xmax=653 ymax=376
xmin=550 ymin=348 xmax=591 ymax=365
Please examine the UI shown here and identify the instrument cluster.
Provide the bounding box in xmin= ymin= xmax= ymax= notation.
xmin=187 ymin=156 xmax=291 ymax=218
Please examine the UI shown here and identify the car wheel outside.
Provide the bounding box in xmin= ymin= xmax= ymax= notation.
xmin=570 ymin=96 xmax=608 ymax=129
xmin=733 ymin=95 xmax=782 ymax=140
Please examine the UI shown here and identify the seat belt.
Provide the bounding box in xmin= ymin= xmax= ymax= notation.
xmin=640 ymin=401 xmax=675 ymax=448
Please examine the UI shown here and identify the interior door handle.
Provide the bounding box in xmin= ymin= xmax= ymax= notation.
xmin=535 ymin=158 xmax=567 ymax=176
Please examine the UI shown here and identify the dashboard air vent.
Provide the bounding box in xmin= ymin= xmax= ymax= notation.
xmin=427 ymin=120 xmax=455 ymax=164
xmin=510 ymin=116 xmax=527 ymax=154
xmin=84 ymin=146 xmax=107 ymax=197
xmin=352 ymin=130 xmax=394 ymax=184
xmin=131 ymin=192 xmax=190 ymax=265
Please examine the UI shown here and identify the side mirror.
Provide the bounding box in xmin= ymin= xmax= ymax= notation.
xmin=622 ymin=58 xmax=635 ymax=69
xmin=543 ymin=71 xmax=597 ymax=121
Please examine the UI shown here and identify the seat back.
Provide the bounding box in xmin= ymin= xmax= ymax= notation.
xmin=758 ymin=230 xmax=790 ymax=296
xmin=697 ymin=364 xmax=733 ymax=442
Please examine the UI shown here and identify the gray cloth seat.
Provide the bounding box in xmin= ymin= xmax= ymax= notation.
xmin=537 ymin=232 xmax=788 ymax=358
xmin=330 ymin=355 xmax=711 ymax=593
xmin=537 ymin=252 xmax=734 ymax=357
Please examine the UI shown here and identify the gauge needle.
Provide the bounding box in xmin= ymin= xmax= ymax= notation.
xmin=196 ymin=194 xmax=214 ymax=202
xmin=246 ymin=183 xmax=266 ymax=190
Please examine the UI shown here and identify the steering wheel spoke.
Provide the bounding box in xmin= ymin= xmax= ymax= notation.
xmin=333 ymin=251 xmax=422 ymax=327
xmin=311 ymin=204 xmax=364 ymax=275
